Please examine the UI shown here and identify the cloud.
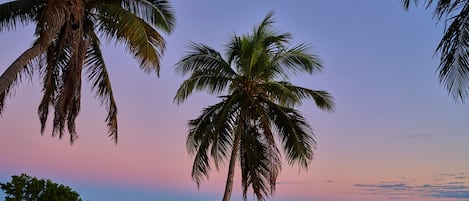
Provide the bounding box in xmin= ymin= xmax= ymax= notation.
xmin=276 ymin=181 xmax=313 ymax=185
xmin=354 ymin=173 xmax=469 ymax=200
xmin=406 ymin=132 xmax=433 ymax=138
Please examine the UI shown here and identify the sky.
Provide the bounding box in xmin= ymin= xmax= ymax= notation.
xmin=0 ymin=1 xmax=468 ymax=201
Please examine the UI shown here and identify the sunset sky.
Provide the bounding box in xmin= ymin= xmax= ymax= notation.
xmin=1 ymin=1 xmax=468 ymax=201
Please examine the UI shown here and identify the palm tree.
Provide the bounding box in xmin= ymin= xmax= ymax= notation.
xmin=175 ymin=13 xmax=334 ymax=201
xmin=0 ymin=0 xmax=175 ymax=143
xmin=402 ymin=0 xmax=469 ymax=102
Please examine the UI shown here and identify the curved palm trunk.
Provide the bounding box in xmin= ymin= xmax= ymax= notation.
xmin=222 ymin=129 xmax=241 ymax=201
xmin=0 ymin=0 xmax=74 ymax=94
xmin=0 ymin=43 xmax=48 ymax=93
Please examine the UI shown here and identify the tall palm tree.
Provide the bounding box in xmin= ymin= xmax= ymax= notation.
xmin=0 ymin=0 xmax=175 ymax=143
xmin=175 ymin=13 xmax=334 ymax=201
xmin=402 ymin=0 xmax=469 ymax=102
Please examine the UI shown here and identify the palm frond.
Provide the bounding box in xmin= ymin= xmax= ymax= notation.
xmin=277 ymin=43 xmax=322 ymax=76
xmin=174 ymin=44 xmax=236 ymax=103
xmin=0 ymin=62 xmax=35 ymax=114
xmin=37 ymin=43 xmax=61 ymax=134
xmin=1 ymin=41 xmax=40 ymax=115
xmin=257 ymin=110 xmax=281 ymax=195
xmin=281 ymin=82 xmax=335 ymax=111
xmin=240 ymin=125 xmax=271 ymax=201
xmin=264 ymin=100 xmax=315 ymax=169
xmin=258 ymin=81 xmax=299 ymax=106
xmin=85 ymin=32 xmax=118 ymax=143
xmin=401 ymin=0 xmax=416 ymax=10
xmin=435 ymin=3 xmax=469 ymax=101
xmin=94 ymin=3 xmax=165 ymax=74
xmin=402 ymin=1 xmax=469 ymax=101
xmin=187 ymin=97 xmax=240 ymax=186
xmin=51 ymin=38 xmax=88 ymax=144
xmin=0 ymin=0 xmax=44 ymax=32
xmin=210 ymin=95 xmax=242 ymax=170
xmin=121 ymin=0 xmax=175 ymax=33
xmin=174 ymin=74 xmax=234 ymax=104
xmin=176 ymin=42 xmax=235 ymax=77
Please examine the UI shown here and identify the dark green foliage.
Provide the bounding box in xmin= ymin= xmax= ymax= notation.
xmin=175 ymin=13 xmax=334 ymax=201
xmin=0 ymin=174 xmax=82 ymax=201
xmin=0 ymin=0 xmax=175 ymax=144
xmin=402 ymin=0 xmax=469 ymax=102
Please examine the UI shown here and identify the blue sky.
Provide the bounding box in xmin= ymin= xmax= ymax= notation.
xmin=1 ymin=1 xmax=468 ymax=201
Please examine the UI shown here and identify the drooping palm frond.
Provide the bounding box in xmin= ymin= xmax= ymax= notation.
xmin=264 ymin=99 xmax=315 ymax=169
xmin=0 ymin=59 xmax=36 ymax=114
xmin=402 ymin=0 xmax=469 ymax=101
xmin=85 ymin=32 xmax=118 ymax=143
xmin=436 ymin=3 xmax=469 ymax=101
xmin=37 ymin=35 xmax=68 ymax=134
xmin=239 ymin=107 xmax=282 ymax=201
xmin=94 ymin=3 xmax=165 ymax=74
xmin=187 ymin=96 xmax=240 ymax=186
xmin=280 ymin=82 xmax=335 ymax=111
xmin=240 ymin=124 xmax=272 ymax=201
xmin=121 ymin=0 xmax=175 ymax=33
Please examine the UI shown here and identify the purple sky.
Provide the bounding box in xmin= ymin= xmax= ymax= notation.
xmin=1 ymin=1 xmax=468 ymax=201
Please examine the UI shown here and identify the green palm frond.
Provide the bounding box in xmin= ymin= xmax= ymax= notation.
xmin=187 ymin=97 xmax=240 ymax=186
xmin=254 ymin=12 xmax=276 ymax=41
xmin=436 ymin=3 xmax=469 ymax=101
xmin=209 ymin=95 xmax=242 ymax=170
xmin=403 ymin=0 xmax=469 ymax=101
xmin=121 ymin=0 xmax=175 ymax=33
xmin=240 ymin=125 xmax=271 ymax=201
xmin=280 ymin=82 xmax=335 ymax=111
xmin=176 ymin=42 xmax=235 ymax=76
xmin=264 ymin=100 xmax=315 ymax=169
xmin=174 ymin=43 xmax=236 ymax=104
xmin=175 ymin=74 xmax=234 ymax=104
xmin=277 ymin=43 xmax=322 ymax=76
xmin=258 ymin=81 xmax=299 ymax=106
xmin=94 ymin=3 xmax=165 ymax=74
xmin=85 ymin=32 xmax=118 ymax=143
xmin=0 ymin=0 xmax=44 ymax=32
xmin=257 ymin=110 xmax=281 ymax=194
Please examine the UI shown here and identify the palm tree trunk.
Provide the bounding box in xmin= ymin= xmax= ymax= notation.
xmin=0 ymin=43 xmax=47 ymax=93
xmin=222 ymin=125 xmax=242 ymax=201
xmin=0 ymin=0 xmax=71 ymax=94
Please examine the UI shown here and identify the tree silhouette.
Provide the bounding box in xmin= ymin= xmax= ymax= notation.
xmin=0 ymin=174 xmax=82 ymax=201
xmin=175 ymin=13 xmax=334 ymax=201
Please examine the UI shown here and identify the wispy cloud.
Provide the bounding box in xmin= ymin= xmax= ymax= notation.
xmin=355 ymin=173 xmax=469 ymax=200
xmin=406 ymin=132 xmax=433 ymax=138
xmin=276 ymin=181 xmax=313 ymax=185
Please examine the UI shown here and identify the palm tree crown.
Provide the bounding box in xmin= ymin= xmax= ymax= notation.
xmin=0 ymin=0 xmax=175 ymax=143
xmin=175 ymin=13 xmax=334 ymax=201
xmin=402 ymin=0 xmax=469 ymax=102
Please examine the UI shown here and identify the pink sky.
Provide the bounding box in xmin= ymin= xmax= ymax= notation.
xmin=1 ymin=1 xmax=468 ymax=201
